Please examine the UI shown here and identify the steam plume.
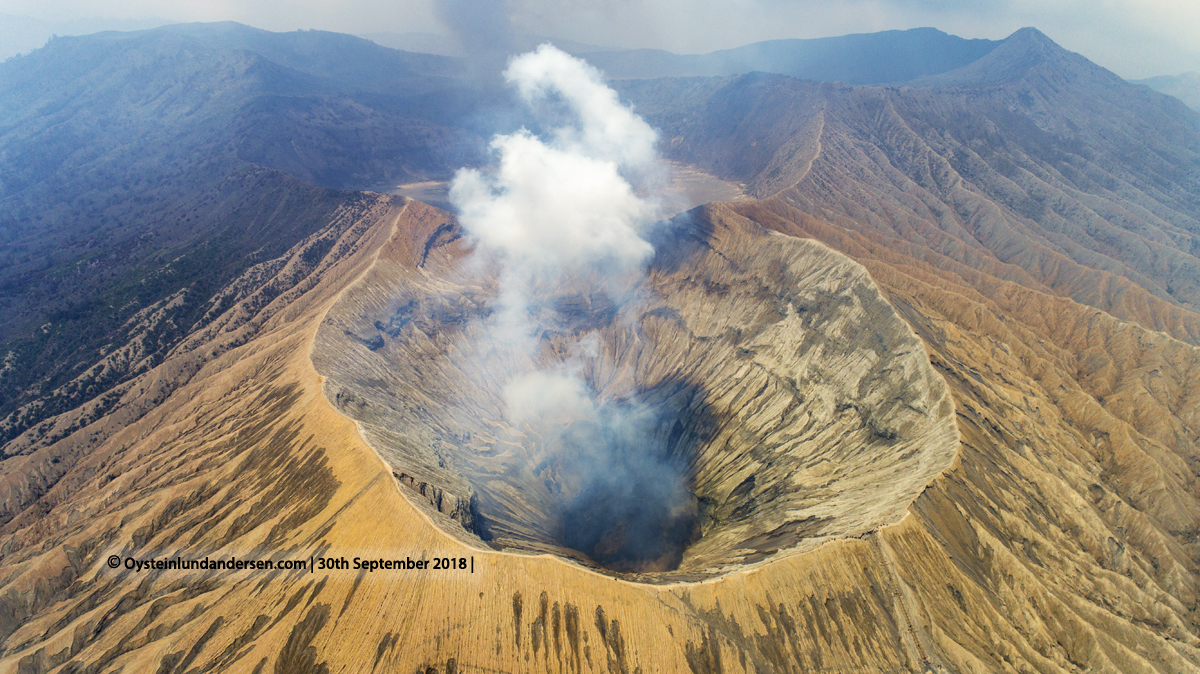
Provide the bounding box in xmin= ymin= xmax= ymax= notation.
xmin=449 ymin=45 xmax=695 ymax=571
xmin=451 ymin=44 xmax=659 ymax=280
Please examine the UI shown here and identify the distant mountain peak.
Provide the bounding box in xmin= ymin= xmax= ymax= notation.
xmin=905 ymin=26 xmax=1115 ymax=90
xmin=984 ymin=26 xmax=1068 ymax=67
xmin=1006 ymin=26 xmax=1055 ymax=44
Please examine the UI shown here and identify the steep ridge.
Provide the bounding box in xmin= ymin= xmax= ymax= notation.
xmin=0 ymin=24 xmax=486 ymax=462
xmin=620 ymin=28 xmax=1200 ymax=341
xmin=0 ymin=193 xmax=403 ymax=664
xmin=581 ymin=28 xmax=999 ymax=84
xmin=0 ymin=190 xmax=384 ymax=529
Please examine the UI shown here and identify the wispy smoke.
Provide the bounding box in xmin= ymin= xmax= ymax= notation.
xmin=434 ymin=0 xmax=515 ymax=79
xmin=449 ymin=45 xmax=696 ymax=572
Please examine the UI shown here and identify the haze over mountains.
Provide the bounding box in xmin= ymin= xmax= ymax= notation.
xmin=1137 ymin=72 xmax=1200 ymax=112
xmin=356 ymin=27 xmax=1002 ymax=86
xmin=578 ymin=28 xmax=1001 ymax=84
xmin=1 ymin=19 xmax=1199 ymax=673
xmin=360 ymin=30 xmax=615 ymax=58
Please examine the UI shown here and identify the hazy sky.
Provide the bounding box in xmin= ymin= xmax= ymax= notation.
xmin=2 ymin=0 xmax=1197 ymax=79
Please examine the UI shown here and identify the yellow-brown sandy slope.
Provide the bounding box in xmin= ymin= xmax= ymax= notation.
xmin=0 ymin=193 xmax=1197 ymax=673
xmin=0 ymin=198 xmax=924 ymax=674
xmin=735 ymin=194 xmax=1200 ymax=672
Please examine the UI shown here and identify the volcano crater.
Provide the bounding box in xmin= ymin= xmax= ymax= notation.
xmin=312 ymin=202 xmax=957 ymax=581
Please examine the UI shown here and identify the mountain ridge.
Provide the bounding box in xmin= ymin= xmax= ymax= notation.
xmin=617 ymin=27 xmax=1200 ymax=330
xmin=0 ymin=23 xmax=486 ymax=451
xmin=1135 ymin=71 xmax=1200 ymax=112
xmin=580 ymin=27 xmax=1000 ymax=84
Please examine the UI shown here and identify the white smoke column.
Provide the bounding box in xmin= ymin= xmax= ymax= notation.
xmin=450 ymin=44 xmax=663 ymax=419
xmin=448 ymin=46 xmax=699 ymax=570
xmin=450 ymin=44 xmax=660 ymax=285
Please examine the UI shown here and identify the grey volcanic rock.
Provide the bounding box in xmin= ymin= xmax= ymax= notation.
xmin=312 ymin=201 xmax=957 ymax=580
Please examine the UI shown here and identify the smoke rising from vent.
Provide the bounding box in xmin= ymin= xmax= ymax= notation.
xmin=448 ymin=45 xmax=697 ymax=572
xmin=451 ymin=44 xmax=659 ymax=281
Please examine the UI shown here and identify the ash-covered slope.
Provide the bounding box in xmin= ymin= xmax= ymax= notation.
xmin=0 ymin=198 xmax=947 ymax=674
xmin=0 ymin=193 xmax=404 ymax=666
xmin=3 ymin=195 xmax=1198 ymax=673
xmin=614 ymin=25 xmax=1200 ymax=672
xmin=741 ymin=191 xmax=1200 ymax=671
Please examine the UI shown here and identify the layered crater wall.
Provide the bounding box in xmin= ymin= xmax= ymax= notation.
xmin=312 ymin=200 xmax=958 ymax=580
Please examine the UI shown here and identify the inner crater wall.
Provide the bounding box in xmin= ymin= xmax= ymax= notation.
xmin=311 ymin=200 xmax=958 ymax=581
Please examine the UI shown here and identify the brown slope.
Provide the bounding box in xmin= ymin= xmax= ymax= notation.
xmin=0 ymin=199 xmax=946 ymax=673
xmin=733 ymin=191 xmax=1200 ymax=671
xmin=0 ymin=192 xmax=399 ymax=640
xmin=2 ymin=26 xmax=1199 ymax=674
xmin=1 ymin=194 xmax=1197 ymax=672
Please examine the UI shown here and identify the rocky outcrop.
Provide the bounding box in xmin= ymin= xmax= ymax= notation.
xmin=394 ymin=471 xmax=477 ymax=530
